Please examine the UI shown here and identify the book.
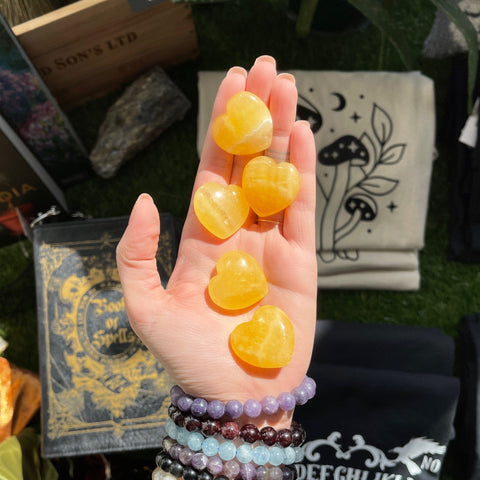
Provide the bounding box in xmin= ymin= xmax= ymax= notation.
xmin=0 ymin=12 xmax=90 ymax=186
xmin=33 ymin=213 xmax=182 ymax=457
xmin=0 ymin=112 xmax=68 ymax=247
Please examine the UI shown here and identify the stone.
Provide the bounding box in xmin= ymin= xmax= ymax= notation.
xmin=208 ymin=251 xmax=268 ymax=310
xmin=212 ymin=91 xmax=272 ymax=155
xmin=89 ymin=66 xmax=191 ymax=178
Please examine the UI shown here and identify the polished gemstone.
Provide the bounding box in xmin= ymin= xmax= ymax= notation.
xmin=242 ymin=156 xmax=301 ymax=217
xmin=230 ymin=305 xmax=295 ymax=368
xmin=194 ymin=183 xmax=250 ymax=239
xmin=208 ymin=251 xmax=268 ymax=310
xmin=212 ymin=91 xmax=273 ymax=155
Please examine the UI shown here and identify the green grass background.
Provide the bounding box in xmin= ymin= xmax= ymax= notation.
xmin=0 ymin=0 xmax=479 ymax=476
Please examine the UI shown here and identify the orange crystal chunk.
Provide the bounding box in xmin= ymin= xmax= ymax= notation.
xmin=194 ymin=183 xmax=250 ymax=239
xmin=212 ymin=91 xmax=273 ymax=155
xmin=208 ymin=251 xmax=268 ymax=310
xmin=230 ymin=305 xmax=295 ymax=368
xmin=242 ymin=156 xmax=301 ymax=217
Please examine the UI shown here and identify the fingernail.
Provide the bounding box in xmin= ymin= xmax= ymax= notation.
xmin=255 ymin=55 xmax=276 ymax=66
xmin=278 ymin=72 xmax=295 ymax=84
xmin=227 ymin=66 xmax=247 ymax=77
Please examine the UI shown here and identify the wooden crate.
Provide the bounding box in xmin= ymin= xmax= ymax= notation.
xmin=12 ymin=0 xmax=199 ymax=109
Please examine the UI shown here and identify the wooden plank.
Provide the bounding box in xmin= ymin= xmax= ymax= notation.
xmin=12 ymin=0 xmax=198 ymax=109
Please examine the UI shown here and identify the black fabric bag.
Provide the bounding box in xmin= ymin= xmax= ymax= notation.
xmin=293 ymin=320 xmax=460 ymax=480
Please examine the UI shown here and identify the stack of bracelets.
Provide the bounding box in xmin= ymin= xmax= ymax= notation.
xmin=152 ymin=376 xmax=316 ymax=480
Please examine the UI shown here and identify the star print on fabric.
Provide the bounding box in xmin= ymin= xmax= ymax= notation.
xmin=350 ymin=112 xmax=361 ymax=122
xmin=387 ymin=201 xmax=398 ymax=212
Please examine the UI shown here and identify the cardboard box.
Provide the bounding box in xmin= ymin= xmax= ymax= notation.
xmin=12 ymin=0 xmax=198 ymax=109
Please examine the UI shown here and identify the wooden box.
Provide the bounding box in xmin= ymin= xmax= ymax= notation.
xmin=12 ymin=0 xmax=198 ymax=109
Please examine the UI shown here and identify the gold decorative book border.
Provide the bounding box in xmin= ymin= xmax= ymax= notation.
xmin=34 ymin=216 xmax=178 ymax=457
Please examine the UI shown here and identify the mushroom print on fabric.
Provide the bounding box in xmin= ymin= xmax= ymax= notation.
xmin=297 ymin=96 xmax=406 ymax=263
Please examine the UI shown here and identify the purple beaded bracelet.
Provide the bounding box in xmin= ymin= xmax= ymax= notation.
xmin=170 ymin=376 xmax=316 ymax=420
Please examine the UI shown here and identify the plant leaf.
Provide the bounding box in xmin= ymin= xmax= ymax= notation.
xmin=429 ymin=0 xmax=479 ymax=112
xmin=296 ymin=0 xmax=320 ymax=37
xmin=346 ymin=0 xmax=416 ymax=70
xmin=359 ymin=176 xmax=399 ymax=196
xmin=379 ymin=143 xmax=406 ymax=165
xmin=371 ymin=103 xmax=393 ymax=145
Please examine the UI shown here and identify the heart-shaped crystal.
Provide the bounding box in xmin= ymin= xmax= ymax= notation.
xmin=242 ymin=156 xmax=301 ymax=217
xmin=194 ymin=182 xmax=250 ymax=239
xmin=230 ymin=305 xmax=295 ymax=368
xmin=212 ymin=91 xmax=273 ymax=155
xmin=208 ymin=251 xmax=268 ymax=310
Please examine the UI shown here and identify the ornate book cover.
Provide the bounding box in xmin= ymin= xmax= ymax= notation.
xmin=33 ymin=214 xmax=181 ymax=457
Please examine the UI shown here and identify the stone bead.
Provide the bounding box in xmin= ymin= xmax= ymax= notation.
xmin=256 ymin=466 xmax=268 ymax=480
xmin=202 ymin=437 xmax=219 ymax=456
xmin=268 ymin=447 xmax=285 ymax=466
xmin=252 ymin=446 xmax=269 ymax=465
xmin=170 ymin=385 xmax=184 ymax=406
xmin=169 ymin=461 xmax=184 ymax=478
xmin=277 ymin=429 xmax=293 ymax=448
xmin=302 ymin=376 xmax=316 ymax=399
xmin=294 ymin=447 xmax=304 ymax=462
xmin=242 ymin=155 xmax=301 ymax=217
xmin=191 ymin=398 xmax=209 ymax=417
xmin=266 ymin=467 xmax=283 ymax=480
xmin=208 ymin=251 xmax=268 ymax=310
xmin=221 ymin=421 xmax=240 ymax=440
xmin=192 ymin=453 xmax=209 ymax=471
xmin=179 ymin=446 xmax=194 ymax=465
xmin=202 ymin=419 xmax=221 ymax=436
xmin=260 ymin=395 xmax=279 ymax=416
xmin=277 ymin=393 xmax=296 ymax=412
xmin=292 ymin=386 xmax=309 ymax=406
xmin=240 ymin=424 xmax=260 ymax=443
xmin=156 ymin=450 xmax=165 ymax=466
xmin=177 ymin=427 xmax=189 ymax=446
xmin=187 ymin=432 xmax=204 ymax=452
xmin=178 ymin=395 xmax=194 ymax=412
xmin=244 ymin=399 xmax=262 ymax=418
xmin=283 ymin=466 xmax=296 ymax=480
xmin=218 ymin=441 xmax=236 ymax=461
xmin=173 ymin=411 xmax=185 ymax=427
xmin=212 ymin=91 xmax=273 ymax=155
xmin=170 ymin=443 xmax=182 ymax=460
xmin=183 ymin=467 xmax=198 ymax=480
xmin=240 ymin=463 xmax=257 ymax=480
xmin=291 ymin=426 xmax=306 ymax=447
xmin=224 ymin=460 xmax=241 ymax=479
xmin=166 ymin=419 xmax=177 ymax=438
xmin=236 ymin=444 xmax=254 ymax=464
xmin=160 ymin=457 xmax=173 ymax=472
xmin=152 ymin=467 xmax=176 ymax=480
xmin=230 ymin=305 xmax=295 ymax=368
xmin=198 ymin=472 xmax=213 ymax=480
xmin=162 ymin=436 xmax=176 ymax=452
xmin=207 ymin=400 xmax=225 ymax=419
xmin=185 ymin=416 xmax=202 ymax=432
xmin=259 ymin=426 xmax=277 ymax=446
xmin=225 ymin=399 xmax=243 ymax=419
xmin=207 ymin=455 xmax=224 ymax=475
xmin=283 ymin=447 xmax=296 ymax=465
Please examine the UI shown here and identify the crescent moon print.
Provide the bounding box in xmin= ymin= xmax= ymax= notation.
xmin=331 ymin=92 xmax=346 ymax=111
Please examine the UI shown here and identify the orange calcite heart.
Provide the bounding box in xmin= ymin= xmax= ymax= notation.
xmin=209 ymin=251 xmax=268 ymax=310
xmin=242 ymin=156 xmax=301 ymax=217
xmin=230 ymin=305 xmax=295 ymax=368
xmin=212 ymin=91 xmax=273 ymax=155
xmin=194 ymin=183 xmax=250 ymax=239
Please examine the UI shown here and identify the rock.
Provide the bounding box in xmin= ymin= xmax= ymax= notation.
xmin=89 ymin=66 xmax=191 ymax=178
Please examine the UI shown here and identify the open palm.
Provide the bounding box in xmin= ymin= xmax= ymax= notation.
xmin=116 ymin=56 xmax=317 ymax=427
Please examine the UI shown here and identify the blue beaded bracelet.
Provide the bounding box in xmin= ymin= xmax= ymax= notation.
xmin=164 ymin=420 xmax=303 ymax=466
xmin=170 ymin=376 xmax=316 ymax=419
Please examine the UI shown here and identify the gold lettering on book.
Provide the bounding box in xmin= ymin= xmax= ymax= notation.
xmin=0 ymin=184 xmax=37 ymax=204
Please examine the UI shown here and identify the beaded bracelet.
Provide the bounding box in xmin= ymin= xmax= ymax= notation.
xmin=168 ymin=405 xmax=306 ymax=447
xmin=170 ymin=376 xmax=316 ymax=419
xmin=155 ymin=447 xmax=297 ymax=480
xmin=164 ymin=422 xmax=303 ymax=466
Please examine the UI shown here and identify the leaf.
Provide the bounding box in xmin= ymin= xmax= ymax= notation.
xmin=346 ymin=0 xmax=416 ymax=70
xmin=371 ymin=103 xmax=393 ymax=145
xmin=296 ymin=0 xmax=320 ymax=37
xmin=429 ymin=0 xmax=479 ymax=113
xmin=379 ymin=143 xmax=406 ymax=165
xmin=359 ymin=176 xmax=399 ymax=196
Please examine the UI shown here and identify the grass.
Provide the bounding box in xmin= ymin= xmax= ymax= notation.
xmin=0 ymin=0 xmax=478 ymax=477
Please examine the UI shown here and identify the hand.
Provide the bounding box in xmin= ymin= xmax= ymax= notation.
xmin=116 ymin=55 xmax=317 ymax=427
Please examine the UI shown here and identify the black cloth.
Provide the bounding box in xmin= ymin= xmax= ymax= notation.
xmin=454 ymin=314 xmax=480 ymax=480
xmin=293 ymin=320 xmax=460 ymax=480
xmin=446 ymin=53 xmax=480 ymax=263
